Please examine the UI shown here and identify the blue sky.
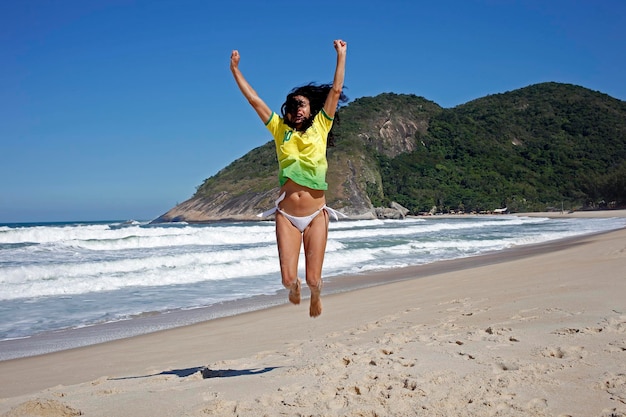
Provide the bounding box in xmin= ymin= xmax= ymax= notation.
xmin=2 ymin=0 xmax=625 ymax=222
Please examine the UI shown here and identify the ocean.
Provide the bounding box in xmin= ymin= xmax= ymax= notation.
xmin=1 ymin=215 xmax=625 ymax=360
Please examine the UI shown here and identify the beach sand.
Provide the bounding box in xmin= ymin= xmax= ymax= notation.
xmin=1 ymin=212 xmax=625 ymax=416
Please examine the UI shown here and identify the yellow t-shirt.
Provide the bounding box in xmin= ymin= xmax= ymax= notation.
xmin=265 ymin=109 xmax=333 ymax=190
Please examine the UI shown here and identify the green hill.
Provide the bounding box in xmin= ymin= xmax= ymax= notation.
xmin=154 ymin=82 xmax=626 ymax=222
xmin=379 ymin=82 xmax=626 ymax=213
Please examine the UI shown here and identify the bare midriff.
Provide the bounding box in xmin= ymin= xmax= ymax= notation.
xmin=279 ymin=179 xmax=326 ymax=217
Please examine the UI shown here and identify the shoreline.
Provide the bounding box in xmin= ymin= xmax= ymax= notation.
xmin=513 ymin=208 xmax=626 ymax=218
xmin=414 ymin=208 xmax=626 ymax=219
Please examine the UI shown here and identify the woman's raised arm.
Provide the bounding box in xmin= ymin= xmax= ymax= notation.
xmin=230 ymin=50 xmax=272 ymax=123
xmin=323 ymin=40 xmax=347 ymax=119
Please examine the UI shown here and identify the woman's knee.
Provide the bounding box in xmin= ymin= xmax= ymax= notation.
xmin=281 ymin=271 xmax=299 ymax=288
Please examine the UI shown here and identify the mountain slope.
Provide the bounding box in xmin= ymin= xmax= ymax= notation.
xmin=153 ymin=84 xmax=626 ymax=222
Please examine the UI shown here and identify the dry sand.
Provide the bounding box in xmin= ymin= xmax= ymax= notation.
xmin=1 ymin=212 xmax=625 ymax=416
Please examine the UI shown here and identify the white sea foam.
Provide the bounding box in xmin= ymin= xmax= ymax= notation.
xmin=0 ymin=215 xmax=624 ymax=342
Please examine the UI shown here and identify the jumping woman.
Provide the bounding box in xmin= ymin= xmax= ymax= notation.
xmin=230 ymin=39 xmax=347 ymax=317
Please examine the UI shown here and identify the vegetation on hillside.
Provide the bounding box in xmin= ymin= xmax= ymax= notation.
xmin=343 ymin=83 xmax=625 ymax=213
xmin=193 ymin=83 xmax=626 ymax=215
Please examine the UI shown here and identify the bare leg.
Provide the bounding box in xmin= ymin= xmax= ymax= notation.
xmin=303 ymin=210 xmax=329 ymax=317
xmin=276 ymin=212 xmax=303 ymax=305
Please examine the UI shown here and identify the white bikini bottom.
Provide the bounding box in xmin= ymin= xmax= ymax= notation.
xmin=257 ymin=192 xmax=346 ymax=232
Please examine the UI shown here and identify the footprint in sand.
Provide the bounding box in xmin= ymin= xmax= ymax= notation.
xmin=492 ymin=361 xmax=520 ymax=373
xmin=597 ymin=372 xmax=626 ymax=404
xmin=510 ymin=307 xmax=540 ymax=322
xmin=458 ymin=351 xmax=476 ymax=360
xmin=607 ymin=339 xmax=626 ymax=353
xmin=605 ymin=315 xmax=626 ymax=334
xmin=552 ymin=326 xmax=604 ymax=335
xmin=553 ymin=314 xmax=626 ymax=337
xmin=538 ymin=345 xmax=586 ymax=360
xmin=481 ymin=326 xmax=521 ymax=347
xmin=552 ymin=327 xmax=582 ymax=336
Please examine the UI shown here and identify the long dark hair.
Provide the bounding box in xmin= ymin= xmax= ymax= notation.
xmin=281 ymin=83 xmax=348 ymax=146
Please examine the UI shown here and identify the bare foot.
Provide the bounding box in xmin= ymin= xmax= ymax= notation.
xmin=309 ymin=281 xmax=323 ymax=318
xmin=288 ymin=278 xmax=301 ymax=305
